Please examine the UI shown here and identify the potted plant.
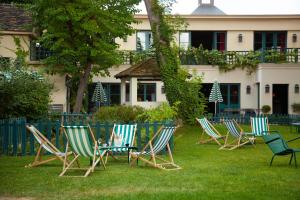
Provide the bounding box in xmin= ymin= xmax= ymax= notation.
xmin=261 ymin=105 xmax=271 ymax=114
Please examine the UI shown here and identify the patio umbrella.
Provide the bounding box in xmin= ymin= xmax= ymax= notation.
xmin=91 ymin=82 xmax=107 ymax=108
xmin=209 ymin=81 xmax=223 ymax=115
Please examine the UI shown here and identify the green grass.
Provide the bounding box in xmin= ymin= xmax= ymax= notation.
xmin=0 ymin=125 xmax=300 ymax=200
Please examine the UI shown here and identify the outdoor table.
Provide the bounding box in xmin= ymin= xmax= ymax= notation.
xmin=290 ymin=122 xmax=300 ymax=133
xmin=100 ymin=145 xmax=138 ymax=163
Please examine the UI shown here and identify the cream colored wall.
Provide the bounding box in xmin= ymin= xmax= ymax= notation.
xmin=184 ymin=65 xmax=258 ymax=110
xmin=0 ymin=34 xmax=30 ymax=60
xmin=47 ymin=74 xmax=67 ymax=112
xmin=227 ymin=31 xmax=253 ymax=51
xmin=257 ymin=63 xmax=300 ymax=114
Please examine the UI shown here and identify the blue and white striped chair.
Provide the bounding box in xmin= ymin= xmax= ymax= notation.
xmin=220 ymin=119 xmax=255 ymax=150
xmin=60 ymin=125 xmax=106 ymax=177
xmin=196 ymin=117 xmax=225 ymax=146
xmin=105 ymin=124 xmax=137 ymax=163
xmin=25 ymin=125 xmax=72 ymax=168
xmin=130 ymin=126 xmax=181 ymax=170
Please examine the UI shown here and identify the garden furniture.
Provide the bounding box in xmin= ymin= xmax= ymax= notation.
xmin=196 ymin=117 xmax=225 ymax=145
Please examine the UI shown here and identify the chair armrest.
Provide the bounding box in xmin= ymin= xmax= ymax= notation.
xmin=287 ymin=136 xmax=300 ymax=143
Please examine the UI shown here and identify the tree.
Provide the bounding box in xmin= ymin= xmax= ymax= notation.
xmin=144 ymin=0 xmax=206 ymax=124
xmin=30 ymin=0 xmax=141 ymax=112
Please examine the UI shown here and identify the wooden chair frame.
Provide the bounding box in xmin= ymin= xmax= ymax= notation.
xmin=25 ymin=125 xmax=71 ymax=168
xmin=60 ymin=125 xmax=106 ymax=177
xmin=196 ymin=118 xmax=225 ymax=146
xmin=130 ymin=126 xmax=181 ymax=170
xmin=220 ymin=119 xmax=255 ymax=150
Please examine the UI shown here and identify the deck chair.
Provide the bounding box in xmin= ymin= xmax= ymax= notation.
xmin=105 ymin=124 xmax=137 ymax=164
xmin=250 ymin=117 xmax=269 ymax=136
xmin=220 ymin=119 xmax=255 ymax=150
xmin=25 ymin=125 xmax=71 ymax=168
xmin=196 ymin=117 xmax=225 ymax=146
xmin=130 ymin=126 xmax=181 ymax=170
xmin=60 ymin=125 xmax=106 ymax=177
xmin=262 ymin=133 xmax=300 ymax=167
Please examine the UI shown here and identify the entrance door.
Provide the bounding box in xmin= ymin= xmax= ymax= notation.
xmin=272 ymin=84 xmax=288 ymax=114
xmin=219 ymin=84 xmax=240 ymax=113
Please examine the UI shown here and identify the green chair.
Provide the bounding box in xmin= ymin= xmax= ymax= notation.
xmin=60 ymin=125 xmax=106 ymax=177
xmin=262 ymin=133 xmax=300 ymax=167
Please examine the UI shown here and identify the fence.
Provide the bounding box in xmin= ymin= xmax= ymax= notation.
xmin=206 ymin=113 xmax=300 ymax=125
xmin=0 ymin=118 xmax=174 ymax=156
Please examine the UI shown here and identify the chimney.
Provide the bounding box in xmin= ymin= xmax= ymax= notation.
xmin=198 ymin=0 xmax=214 ymax=6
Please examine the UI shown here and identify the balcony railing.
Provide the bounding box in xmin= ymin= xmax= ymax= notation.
xmin=120 ymin=48 xmax=300 ymax=65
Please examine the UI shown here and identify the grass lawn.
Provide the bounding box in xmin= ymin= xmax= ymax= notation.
xmin=0 ymin=125 xmax=300 ymax=200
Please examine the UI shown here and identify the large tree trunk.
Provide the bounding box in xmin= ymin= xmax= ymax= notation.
xmin=73 ymin=63 xmax=92 ymax=112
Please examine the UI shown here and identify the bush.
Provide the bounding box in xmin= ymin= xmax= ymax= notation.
xmin=261 ymin=105 xmax=271 ymax=114
xmin=291 ymin=103 xmax=300 ymax=113
xmin=137 ymin=102 xmax=179 ymax=123
xmin=0 ymin=69 xmax=53 ymax=120
xmin=92 ymin=105 xmax=145 ymax=123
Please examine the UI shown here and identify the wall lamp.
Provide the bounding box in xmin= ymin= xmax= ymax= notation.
xmin=246 ymin=85 xmax=251 ymax=94
xmin=238 ymin=34 xmax=243 ymax=43
xmin=265 ymin=84 xmax=270 ymax=94
xmin=292 ymin=34 xmax=297 ymax=43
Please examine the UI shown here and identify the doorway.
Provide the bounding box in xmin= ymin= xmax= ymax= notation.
xmin=272 ymin=84 xmax=288 ymax=114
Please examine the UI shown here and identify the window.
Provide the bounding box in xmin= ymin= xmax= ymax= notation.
xmin=214 ymin=32 xmax=226 ymax=51
xmin=136 ymin=31 xmax=152 ymax=51
xmin=102 ymin=83 xmax=121 ymax=105
xmin=179 ymin=32 xmax=191 ymax=50
xmin=254 ymin=31 xmax=287 ymax=51
xmin=30 ymin=41 xmax=52 ymax=61
xmin=137 ymin=83 xmax=156 ymax=102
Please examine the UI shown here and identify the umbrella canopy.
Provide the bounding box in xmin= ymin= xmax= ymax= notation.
xmin=92 ymin=82 xmax=107 ymax=106
xmin=209 ymin=81 xmax=223 ymax=114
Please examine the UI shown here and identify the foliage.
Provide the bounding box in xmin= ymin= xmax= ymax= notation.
xmin=144 ymin=0 xmax=206 ymax=125
xmin=261 ymin=105 xmax=271 ymax=114
xmin=1 ymin=0 xmax=32 ymax=3
xmin=30 ymin=0 xmax=141 ymax=112
xmin=0 ymin=68 xmax=53 ymax=120
xmin=92 ymin=105 xmax=145 ymax=123
xmin=137 ymin=102 xmax=179 ymax=122
xmin=291 ymin=103 xmax=300 ymax=113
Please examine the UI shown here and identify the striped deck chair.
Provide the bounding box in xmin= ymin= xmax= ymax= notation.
xmin=250 ymin=117 xmax=270 ymax=136
xmin=60 ymin=125 xmax=106 ymax=177
xmin=220 ymin=119 xmax=255 ymax=150
xmin=130 ymin=126 xmax=181 ymax=170
xmin=25 ymin=125 xmax=72 ymax=168
xmin=196 ymin=117 xmax=225 ymax=146
xmin=105 ymin=124 xmax=137 ymax=164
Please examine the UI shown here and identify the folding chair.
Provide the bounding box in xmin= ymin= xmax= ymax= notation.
xmin=105 ymin=124 xmax=137 ymax=163
xmin=130 ymin=126 xmax=181 ymax=170
xmin=220 ymin=119 xmax=255 ymax=150
xmin=25 ymin=125 xmax=71 ymax=168
xmin=250 ymin=117 xmax=269 ymax=136
xmin=196 ymin=117 xmax=225 ymax=145
xmin=60 ymin=125 xmax=106 ymax=177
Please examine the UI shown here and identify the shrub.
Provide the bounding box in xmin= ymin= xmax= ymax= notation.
xmin=137 ymin=102 xmax=179 ymax=123
xmin=92 ymin=105 xmax=145 ymax=123
xmin=261 ymin=105 xmax=271 ymax=114
xmin=0 ymin=69 xmax=53 ymax=120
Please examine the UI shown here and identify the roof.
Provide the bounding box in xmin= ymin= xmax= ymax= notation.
xmin=0 ymin=3 xmax=32 ymax=32
xmin=191 ymin=4 xmax=226 ymax=15
xmin=115 ymin=58 xmax=161 ymax=79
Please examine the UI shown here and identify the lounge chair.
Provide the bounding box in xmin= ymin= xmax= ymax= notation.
xmin=105 ymin=124 xmax=137 ymax=163
xmin=220 ymin=119 xmax=255 ymax=150
xmin=25 ymin=125 xmax=71 ymax=168
xmin=196 ymin=117 xmax=225 ymax=145
xmin=60 ymin=125 xmax=106 ymax=177
xmin=250 ymin=117 xmax=269 ymax=136
xmin=262 ymin=133 xmax=300 ymax=167
xmin=130 ymin=126 xmax=181 ymax=170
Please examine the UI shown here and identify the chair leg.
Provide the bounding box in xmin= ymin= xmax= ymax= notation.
xmin=294 ymin=152 xmax=297 ymax=168
xmin=270 ymin=155 xmax=275 ymax=166
xmin=289 ymin=153 xmax=294 ymax=165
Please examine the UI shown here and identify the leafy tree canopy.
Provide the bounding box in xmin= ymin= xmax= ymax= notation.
xmin=30 ymin=0 xmax=141 ymax=112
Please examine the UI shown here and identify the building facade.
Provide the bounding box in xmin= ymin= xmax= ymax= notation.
xmin=1 ymin=1 xmax=300 ymax=114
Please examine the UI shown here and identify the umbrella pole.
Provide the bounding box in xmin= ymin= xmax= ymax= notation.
xmin=215 ymin=101 xmax=217 ymax=115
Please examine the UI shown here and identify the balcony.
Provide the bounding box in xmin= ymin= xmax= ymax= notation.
xmin=120 ymin=48 xmax=300 ymax=66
